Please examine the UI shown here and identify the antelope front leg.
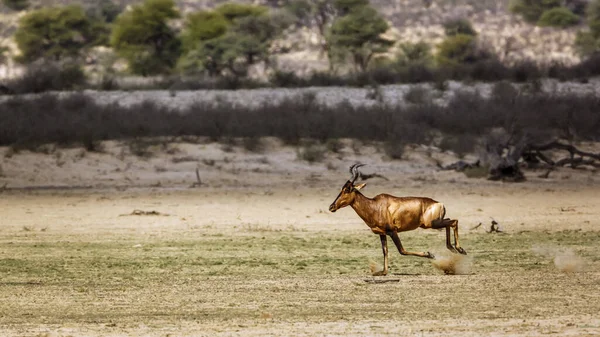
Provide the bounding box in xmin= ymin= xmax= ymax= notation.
xmin=373 ymin=234 xmax=388 ymax=276
xmin=389 ymin=231 xmax=435 ymax=259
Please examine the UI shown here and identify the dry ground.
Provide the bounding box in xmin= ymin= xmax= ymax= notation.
xmin=0 ymin=141 xmax=599 ymax=336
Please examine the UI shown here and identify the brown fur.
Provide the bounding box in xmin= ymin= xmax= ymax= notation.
xmin=329 ymin=179 xmax=466 ymax=276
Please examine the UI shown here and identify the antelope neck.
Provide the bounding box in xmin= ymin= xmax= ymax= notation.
xmin=350 ymin=192 xmax=378 ymax=223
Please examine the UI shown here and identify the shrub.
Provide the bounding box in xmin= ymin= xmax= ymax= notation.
xmin=438 ymin=134 xmax=477 ymax=158
xmin=587 ymin=0 xmax=600 ymax=38
xmin=435 ymin=34 xmax=480 ymax=66
xmin=2 ymin=0 xmax=28 ymax=11
xmin=7 ymin=62 xmax=86 ymax=94
xmin=509 ymin=0 xmax=562 ymax=23
xmin=1 ymin=88 xmax=599 ymax=150
xmin=537 ymin=7 xmax=579 ymax=27
xmin=383 ymin=139 xmax=404 ymax=159
xmin=396 ymin=41 xmax=433 ymax=67
xmin=297 ymin=143 xmax=326 ymax=163
xmin=242 ymin=137 xmax=264 ymax=153
xmin=443 ymin=18 xmax=477 ymax=36
xmin=326 ymin=138 xmax=344 ymax=153
xmin=574 ymin=31 xmax=600 ymax=57
xmin=269 ymin=70 xmax=306 ymax=87
xmin=404 ymin=86 xmax=430 ymax=105
xmin=491 ymin=81 xmax=519 ymax=102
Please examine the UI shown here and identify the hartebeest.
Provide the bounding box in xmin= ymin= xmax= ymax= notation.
xmin=329 ymin=164 xmax=466 ymax=276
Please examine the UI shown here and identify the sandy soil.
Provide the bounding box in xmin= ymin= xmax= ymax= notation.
xmin=0 ymin=141 xmax=599 ymax=336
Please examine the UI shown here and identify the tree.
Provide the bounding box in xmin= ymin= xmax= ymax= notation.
xmin=14 ymin=5 xmax=101 ymax=63
xmin=284 ymin=0 xmax=369 ymax=51
xmin=328 ymin=6 xmax=393 ymax=71
xmin=86 ymin=0 xmax=123 ymax=24
xmin=215 ymin=3 xmax=268 ymax=23
xmin=180 ymin=11 xmax=291 ymax=77
xmin=332 ymin=0 xmax=369 ymax=15
xmin=111 ymin=0 xmax=181 ymax=76
xmin=181 ymin=11 xmax=229 ymax=53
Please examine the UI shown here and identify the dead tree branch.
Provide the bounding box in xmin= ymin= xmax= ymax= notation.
xmin=524 ymin=140 xmax=600 ymax=169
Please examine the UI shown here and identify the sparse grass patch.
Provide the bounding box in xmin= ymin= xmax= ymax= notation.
xmin=403 ymin=85 xmax=430 ymax=104
xmin=383 ymin=139 xmax=405 ymax=160
xmin=172 ymin=156 xmax=197 ymax=163
xmin=242 ymin=137 xmax=264 ymax=153
xmin=463 ymin=165 xmax=489 ymax=178
xmin=297 ymin=142 xmax=327 ymax=163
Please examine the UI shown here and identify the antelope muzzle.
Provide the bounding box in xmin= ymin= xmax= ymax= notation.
xmin=329 ymin=203 xmax=338 ymax=212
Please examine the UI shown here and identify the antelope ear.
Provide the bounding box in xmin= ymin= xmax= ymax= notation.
xmin=354 ymin=183 xmax=367 ymax=191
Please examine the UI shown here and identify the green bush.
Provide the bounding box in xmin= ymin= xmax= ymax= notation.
xmin=2 ymin=0 xmax=28 ymax=11
xmin=435 ymin=34 xmax=487 ymax=66
xmin=574 ymin=31 xmax=600 ymax=57
xmin=587 ymin=0 xmax=600 ymax=38
xmin=215 ymin=3 xmax=268 ymax=23
xmin=509 ymin=0 xmax=561 ymax=23
xmin=443 ymin=18 xmax=477 ymax=36
xmin=328 ymin=5 xmax=393 ymax=71
xmin=110 ymin=0 xmax=181 ymax=75
xmin=332 ymin=0 xmax=369 ymax=15
xmin=396 ymin=41 xmax=432 ymax=67
xmin=537 ymin=7 xmax=579 ymax=27
xmin=14 ymin=5 xmax=101 ymax=63
xmin=181 ymin=11 xmax=229 ymax=52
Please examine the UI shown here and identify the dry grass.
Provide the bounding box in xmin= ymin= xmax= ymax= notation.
xmin=0 ymin=188 xmax=599 ymax=336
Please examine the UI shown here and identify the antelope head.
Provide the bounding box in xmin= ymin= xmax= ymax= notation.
xmin=329 ymin=164 xmax=367 ymax=212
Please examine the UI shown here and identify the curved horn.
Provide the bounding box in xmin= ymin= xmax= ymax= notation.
xmin=349 ymin=163 xmax=365 ymax=183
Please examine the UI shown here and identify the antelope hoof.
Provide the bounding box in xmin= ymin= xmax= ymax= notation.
xmin=372 ymin=270 xmax=387 ymax=276
xmin=426 ymin=252 xmax=435 ymax=259
xmin=456 ymin=247 xmax=467 ymax=255
xmin=447 ymin=246 xmax=458 ymax=253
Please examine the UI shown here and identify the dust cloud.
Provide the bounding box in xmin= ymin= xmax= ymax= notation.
xmin=431 ymin=254 xmax=473 ymax=275
xmin=532 ymin=246 xmax=587 ymax=273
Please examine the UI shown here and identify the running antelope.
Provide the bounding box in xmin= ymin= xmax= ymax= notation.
xmin=329 ymin=164 xmax=466 ymax=276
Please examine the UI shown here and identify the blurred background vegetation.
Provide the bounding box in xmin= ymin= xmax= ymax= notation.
xmin=1 ymin=0 xmax=600 ymax=92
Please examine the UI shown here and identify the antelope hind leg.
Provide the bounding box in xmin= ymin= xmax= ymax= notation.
xmin=445 ymin=219 xmax=467 ymax=255
xmin=433 ymin=218 xmax=458 ymax=254
xmin=445 ymin=226 xmax=459 ymax=253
